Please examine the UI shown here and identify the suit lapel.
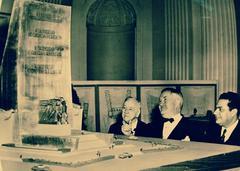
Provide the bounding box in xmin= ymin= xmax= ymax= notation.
xmin=225 ymin=122 xmax=240 ymax=145
xmin=134 ymin=120 xmax=141 ymax=134
xmin=168 ymin=117 xmax=186 ymax=140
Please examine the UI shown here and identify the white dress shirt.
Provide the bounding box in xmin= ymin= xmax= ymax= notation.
xmin=162 ymin=113 xmax=182 ymax=139
xmin=221 ymin=120 xmax=239 ymax=142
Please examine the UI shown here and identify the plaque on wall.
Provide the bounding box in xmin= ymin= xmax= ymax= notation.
xmin=73 ymin=86 xmax=96 ymax=131
xmin=181 ymin=86 xmax=216 ymax=117
xmin=0 ymin=0 xmax=74 ymax=138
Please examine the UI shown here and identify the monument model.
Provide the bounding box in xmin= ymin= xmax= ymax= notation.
xmin=0 ymin=0 xmax=74 ymax=137
xmin=0 ymin=0 xmax=115 ymax=163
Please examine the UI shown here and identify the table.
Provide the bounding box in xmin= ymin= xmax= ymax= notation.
xmin=1 ymin=135 xmax=240 ymax=171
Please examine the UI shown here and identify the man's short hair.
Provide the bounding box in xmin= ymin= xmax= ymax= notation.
xmin=219 ymin=92 xmax=240 ymax=117
xmin=160 ymin=88 xmax=184 ymax=110
xmin=123 ymin=96 xmax=141 ymax=109
xmin=161 ymin=88 xmax=183 ymax=97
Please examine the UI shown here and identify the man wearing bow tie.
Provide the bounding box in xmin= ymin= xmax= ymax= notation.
xmin=205 ymin=92 xmax=240 ymax=146
xmin=147 ymin=88 xmax=191 ymax=140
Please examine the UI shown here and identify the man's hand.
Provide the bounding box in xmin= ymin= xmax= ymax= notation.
xmin=121 ymin=123 xmax=132 ymax=136
xmin=0 ymin=109 xmax=15 ymax=121
xmin=181 ymin=135 xmax=190 ymax=141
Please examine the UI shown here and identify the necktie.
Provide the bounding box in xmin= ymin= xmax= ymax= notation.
xmin=162 ymin=117 xmax=174 ymax=123
xmin=220 ymin=129 xmax=227 ymax=143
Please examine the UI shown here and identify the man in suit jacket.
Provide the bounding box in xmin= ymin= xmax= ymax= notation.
xmin=108 ymin=97 xmax=147 ymax=137
xmin=206 ymin=92 xmax=240 ymax=146
xmin=147 ymin=88 xmax=193 ymax=140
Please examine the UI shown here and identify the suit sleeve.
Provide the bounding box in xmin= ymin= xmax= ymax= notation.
xmin=108 ymin=124 xmax=114 ymax=133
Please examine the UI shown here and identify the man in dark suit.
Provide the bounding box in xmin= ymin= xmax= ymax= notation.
xmin=108 ymin=97 xmax=147 ymax=137
xmin=206 ymin=92 xmax=240 ymax=146
xmin=147 ymin=88 xmax=192 ymax=140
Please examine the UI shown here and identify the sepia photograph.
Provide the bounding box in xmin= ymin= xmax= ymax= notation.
xmin=0 ymin=0 xmax=240 ymax=170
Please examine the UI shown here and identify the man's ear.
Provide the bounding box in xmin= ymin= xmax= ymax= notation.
xmin=231 ymin=108 xmax=238 ymax=116
xmin=136 ymin=108 xmax=140 ymax=118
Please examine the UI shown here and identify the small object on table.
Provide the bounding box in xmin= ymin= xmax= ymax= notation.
xmin=31 ymin=164 xmax=52 ymax=171
xmin=96 ymin=151 xmax=101 ymax=157
xmin=118 ymin=152 xmax=133 ymax=159
xmin=128 ymin=135 xmax=138 ymax=140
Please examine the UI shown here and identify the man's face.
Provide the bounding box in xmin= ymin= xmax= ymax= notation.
xmin=122 ymin=99 xmax=139 ymax=123
xmin=159 ymin=91 xmax=180 ymax=118
xmin=214 ymin=99 xmax=237 ymax=127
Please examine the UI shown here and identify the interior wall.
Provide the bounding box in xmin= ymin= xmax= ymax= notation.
xmin=152 ymin=0 xmax=238 ymax=94
xmin=152 ymin=0 xmax=165 ymax=80
xmin=71 ymin=0 xmax=153 ymax=81
xmin=235 ymin=0 xmax=240 ymax=93
xmin=71 ymin=0 xmax=94 ymax=80
xmin=1 ymin=0 xmax=239 ymax=93
xmin=129 ymin=0 xmax=153 ymax=80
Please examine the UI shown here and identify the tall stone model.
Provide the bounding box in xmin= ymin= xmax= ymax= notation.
xmin=0 ymin=0 xmax=74 ymax=139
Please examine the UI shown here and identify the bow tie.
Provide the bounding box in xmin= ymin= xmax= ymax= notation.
xmin=162 ymin=117 xmax=174 ymax=123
